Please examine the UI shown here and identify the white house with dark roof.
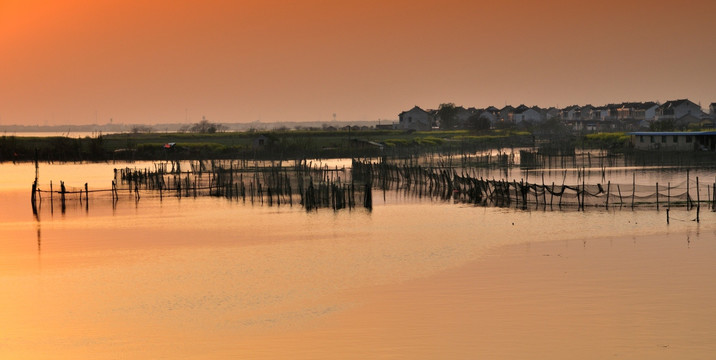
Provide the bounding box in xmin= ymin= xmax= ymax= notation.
xmin=592 ymin=106 xmax=608 ymax=120
xmin=641 ymin=102 xmax=660 ymax=121
xmin=617 ymin=102 xmax=659 ymax=121
xmin=580 ymin=105 xmax=595 ymax=120
xmin=544 ymin=107 xmax=560 ymax=120
xmin=656 ymin=99 xmax=704 ymax=121
xmin=398 ymin=106 xmax=432 ymax=131
xmin=561 ymin=105 xmax=580 ymax=121
xmin=513 ymin=105 xmax=544 ymax=123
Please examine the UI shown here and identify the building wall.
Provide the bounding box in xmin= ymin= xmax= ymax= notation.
xmin=644 ymin=105 xmax=658 ymax=121
xmin=398 ymin=107 xmax=431 ymax=130
xmin=673 ymin=103 xmax=703 ymax=119
xmin=479 ymin=111 xmax=498 ymax=125
xmin=633 ymin=134 xmax=696 ymax=151
xmin=523 ymin=109 xmax=543 ymax=122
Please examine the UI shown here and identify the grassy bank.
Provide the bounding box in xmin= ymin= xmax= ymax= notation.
xmin=0 ymin=129 xmax=534 ymax=162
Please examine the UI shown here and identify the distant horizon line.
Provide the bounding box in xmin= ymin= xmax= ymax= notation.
xmin=0 ymin=119 xmax=388 ymax=131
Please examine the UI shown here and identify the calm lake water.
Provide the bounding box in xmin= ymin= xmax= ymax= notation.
xmin=1 ymin=161 xmax=716 ymax=359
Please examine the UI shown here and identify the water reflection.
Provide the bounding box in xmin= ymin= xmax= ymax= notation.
xmin=36 ymin=222 xmax=41 ymax=255
xmin=3 ymin=162 xmax=716 ymax=358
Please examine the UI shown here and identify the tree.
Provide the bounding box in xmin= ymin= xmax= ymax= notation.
xmin=437 ymin=103 xmax=457 ymax=130
xmin=650 ymin=119 xmax=675 ymax=131
xmin=189 ymin=118 xmax=226 ymax=133
xmin=130 ymin=125 xmax=153 ymax=134
xmin=467 ymin=114 xmax=491 ymax=131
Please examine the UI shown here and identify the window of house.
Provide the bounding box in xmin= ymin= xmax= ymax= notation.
xmin=640 ymin=135 xmax=644 ymax=143
xmin=686 ymin=136 xmax=692 ymax=143
xmin=650 ymin=136 xmax=654 ymax=143
xmin=408 ymin=116 xmax=412 ymax=123
xmin=662 ymin=136 xmax=667 ymax=143
xmin=673 ymin=136 xmax=678 ymax=143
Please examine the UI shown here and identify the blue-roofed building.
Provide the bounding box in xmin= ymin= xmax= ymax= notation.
xmin=630 ymin=131 xmax=716 ymax=151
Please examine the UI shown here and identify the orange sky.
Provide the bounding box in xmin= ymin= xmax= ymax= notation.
xmin=1 ymin=0 xmax=715 ymax=125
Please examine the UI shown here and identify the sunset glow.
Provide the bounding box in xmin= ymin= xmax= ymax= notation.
xmin=1 ymin=0 xmax=715 ymax=125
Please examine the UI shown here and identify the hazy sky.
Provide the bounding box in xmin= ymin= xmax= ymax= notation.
xmin=1 ymin=0 xmax=715 ymax=125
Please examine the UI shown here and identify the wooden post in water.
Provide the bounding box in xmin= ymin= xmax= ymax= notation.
xmin=631 ymin=173 xmax=635 ymax=210
xmin=656 ymin=182 xmax=659 ymax=210
xmin=582 ymin=175 xmax=586 ymax=211
xmin=541 ymin=174 xmax=546 ymax=207
xmin=60 ymin=181 xmax=66 ymax=213
xmin=31 ymin=181 xmax=37 ymax=210
xmin=686 ymin=169 xmax=690 ymax=210
xmin=696 ymin=176 xmax=700 ymax=222
xmin=617 ymin=184 xmax=623 ymax=208
xmin=558 ymin=172 xmax=565 ymax=208
xmin=250 ymin=181 xmax=254 ymax=204
xmin=364 ymin=182 xmax=372 ymax=211
xmin=667 ymin=182 xmax=670 ymax=209
xmin=606 ymin=181 xmax=610 ymax=209
xmin=85 ymin=183 xmax=89 ymax=211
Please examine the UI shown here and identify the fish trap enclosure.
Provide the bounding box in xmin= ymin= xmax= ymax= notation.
xmin=112 ymin=159 xmax=373 ymax=211
xmin=351 ymin=159 xmax=716 ymax=213
xmin=29 ymin=158 xmax=716 ymax=221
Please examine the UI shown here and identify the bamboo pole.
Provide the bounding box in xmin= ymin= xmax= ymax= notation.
xmin=631 ymin=173 xmax=635 ymax=209
xmin=696 ymin=176 xmax=700 ymax=222
xmin=667 ymin=182 xmax=670 ymax=209
xmin=686 ymin=169 xmax=690 ymax=210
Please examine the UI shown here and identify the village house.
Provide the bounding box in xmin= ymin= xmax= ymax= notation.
xmin=656 ymin=99 xmax=704 ymax=121
xmin=631 ymin=131 xmax=716 ymax=151
xmin=512 ymin=105 xmax=544 ymax=124
xmin=673 ymin=114 xmax=714 ymax=130
xmin=592 ymin=105 xmax=610 ymax=120
xmin=562 ymin=105 xmax=586 ymax=131
xmin=477 ymin=106 xmax=500 ymax=126
xmin=398 ymin=98 xmax=706 ymax=132
xmin=454 ymin=106 xmax=476 ymax=128
xmin=579 ymin=105 xmax=595 ymax=120
xmin=398 ymin=106 xmax=432 ymax=131
xmin=544 ymin=107 xmax=560 ymax=120
xmin=641 ymin=102 xmax=660 ymax=121
xmin=499 ymin=105 xmax=515 ymax=123
xmin=614 ymin=102 xmax=659 ymax=122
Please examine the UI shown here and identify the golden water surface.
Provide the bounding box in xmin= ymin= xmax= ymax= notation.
xmin=1 ymin=162 xmax=715 ymax=359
